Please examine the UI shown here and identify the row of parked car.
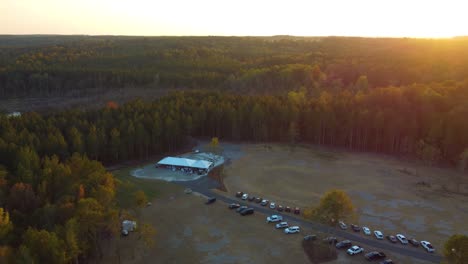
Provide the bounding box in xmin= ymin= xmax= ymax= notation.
xmin=235 ymin=191 xmax=301 ymax=214
xmin=266 ymin=214 xmax=394 ymax=263
xmin=327 ymin=237 xmax=394 ymax=263
xmin=266 ymin=214 xmax=301 ymax=234
xmin=338 ymin=221 xmax=435 ymax=253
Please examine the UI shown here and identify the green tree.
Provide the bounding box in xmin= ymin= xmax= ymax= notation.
xmin=444 ymin=234 xmax=468 ymax=264
xmin=22 ymin=228 xmax=67 ymax=264
xmin=110 ymin=128 xmax=121 ymax=162
xmin=68 ymin=127 xmax=83 ymax=154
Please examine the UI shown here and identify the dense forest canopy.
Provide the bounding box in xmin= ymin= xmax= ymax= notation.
xmin=1 ymin=36 xmax=468 ymax=262
xmin=1 ymin=35 xmax=468 ymax=97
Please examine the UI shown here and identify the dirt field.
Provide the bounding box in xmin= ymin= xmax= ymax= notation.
xmin=101 ymin=142 xmax=467 ymax=263
xmin=223 ymin=143 xmax=468 ymax=251
xmin=101 ymin=181 xmax=424 ymax=264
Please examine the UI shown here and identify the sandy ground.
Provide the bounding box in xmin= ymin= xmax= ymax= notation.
xmin=101 ymin=183 xmax=423 ymax=264
xmin=223 ymin=143 xmax=468 ymax=252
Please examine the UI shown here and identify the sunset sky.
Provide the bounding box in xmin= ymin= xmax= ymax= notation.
xmin=1 ymin=0 xmax=467 ymax=37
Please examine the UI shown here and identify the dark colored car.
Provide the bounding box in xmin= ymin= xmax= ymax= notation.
xmin=235 ymin=191 xmax=243 ymax=198
xmin=285 ymin=206 xmax=291 ymax=212
xmin=255 ymin=197 xmax=262 ymax=203
xmin=387 ymin=235 xmax=397 ymax=243
xmin=206 ymin=197 xmax=216 ymax=204
xmin=248 ymin=196 xmax=255 ymax=201
xmin=228 ymin=203 xmax=240 ymax=209
xmin=277 ymin=205 xmax=284 ymax=211
xmin=240 ymin=208 xmax=254 ymax=215
xmin=351 ymin=224 xmax=360 ymax=232
xmin=323 ymin=236 xmax=338 ymax=245
xmin=409 ymin=238 xmax=419 ymax=247
xmin=365 ymin=251 xmax=386 ymax=261
xmin=236 ymin=206 xmax=248 ymax=212
xmin=304 ymin=234 xmax=317 ymax=241
xmin=380 ymin=260 xmax=394 ymax=264
xmin=335 ymin=240 xmax=352 ymax=249
xmin=294 ymin=207 xmax=301 ymax=214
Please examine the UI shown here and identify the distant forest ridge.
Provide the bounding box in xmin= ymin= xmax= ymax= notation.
xmin=1 ymin=35 xmax=468 ymax=98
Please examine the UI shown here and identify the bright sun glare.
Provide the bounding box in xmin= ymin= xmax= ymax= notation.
xmin=1 ymin=0 xmax=467 ymax=37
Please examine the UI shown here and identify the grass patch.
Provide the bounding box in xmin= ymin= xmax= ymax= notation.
xmin=112 ymin=166 xmax=182 ymax=209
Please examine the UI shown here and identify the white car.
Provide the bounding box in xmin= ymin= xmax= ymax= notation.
xmin=269 ymin=202 xmax=276 ymax=209
xmin=339 ymin=221 xmax=347 ymax=230
xmin=421 ymin=241 xmax=435 ymax=253
xmin=347 ymin=245 xmax=364 ymax=255
xmin=241 ymin=193 xmax=248 ymax=200
xmin=362 ymin=227 xmax=371 ymax=235
xmin=374 ymin=230 xmax=384 ymax=239
xmin=284 ymin=226 xmax=300 ymax=234
xmin=266 ymin=215 xmax=283 ymax=223
xmin=396 ymin=234 xmax=408 ymax=244
xmin=275 ymin=222 xmax=289 ymax=229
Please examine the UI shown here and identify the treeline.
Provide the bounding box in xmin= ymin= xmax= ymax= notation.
xmin=1 ymin=36 xmax=468 ymax=97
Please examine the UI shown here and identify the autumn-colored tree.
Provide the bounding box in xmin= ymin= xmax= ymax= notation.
xmin=134 ymin=190 xmax=148 ymax=208
xmin=309 ymin=189 xmax=355 ymax=225
xmin=106 ymin=101 xmax=119 ymax=109
xmin=22 ymin=228 xmax=67 ymax=264
xmin=444 ymin=234 xmax=468 ymax=264
xmin=0 ymin=208 xmax=12 ymax=239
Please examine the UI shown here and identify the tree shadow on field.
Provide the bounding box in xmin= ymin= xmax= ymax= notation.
xmin=302 ymin=240 xmax=338 ymax=264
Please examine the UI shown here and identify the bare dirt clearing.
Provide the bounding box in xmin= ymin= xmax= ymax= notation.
xmin=223 ymin=144 xmax=468 ymax=251
xmin=103 ymin=182 xmax=420 ymax=264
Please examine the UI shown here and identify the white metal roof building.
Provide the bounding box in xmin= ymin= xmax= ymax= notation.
xmin=157 ymin=157 xmax=213 ymax=169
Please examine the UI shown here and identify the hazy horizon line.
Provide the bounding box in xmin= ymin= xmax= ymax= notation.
xmin=1 ymin=33 xmax=467 ymax=39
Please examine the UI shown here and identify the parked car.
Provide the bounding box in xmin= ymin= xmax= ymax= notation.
xmin=323 ymin=236 xmax=338 ymax=245
xmin=205 ymin=197 xmax=216 ymax=204
xmin=335 ymin=240 xmax=352 ymax=249
xmin=236 ymin=206 xmax=248 ymax=212
xmin=386 ymin=235 xmax=397 ymax=243
xmin=409 ymin=238 xmax=419 ymax=247
xmin=255 ymin=197 xmax=262 ymax=203
xmin=380 ymin=260 xmax=394 ymax=264
xmin=275 ymin=222 xmax=289 ymax=229
xmin=303 ymin=234 xmax=317 ymax=241
xmin=277 ymin=205 xmax=284 ymax=211
xmin=285 ymin=206 xmax=291 ymax=212
xmin=235 ymin=191 xmax=243 ymax=197
xmin=260 ymin=199 xmax=269 ymax=206
xmin=351 ymin=224 xmax=360 ymax=232
xmin=365 ymin=251 xmax=386 ymax=261
xmin=396 ymin=234 xmax=408 ymax=244
xmin=284 ymin=226 xmax=300 ymax=234
xmin=269 ymin=202 xmax=276 ymax=209
xmin=248 ymin=196 xmax=255 ymax=201
xmin=294 ymin=207 xmax=301 ymax=214
xmin=339 ymin=221 xmax=347 ymax=230
xmin=228 ymin=203 xmax=240 ymax=209
xmin=240 ymin=208 xmax=254 ymax=215
xmin=347 ymin=245 xmax=364 ymax=255
xmin=421 ymin=241 xmax=435 ymax=253
xmin=266 ymin=215 xmax=283 ymax=223
xmin=362 ymin=226 xmax=371 ymax=235
xmin=241 ymin=193 xmax=249 ymax=200
xmin=374 ymin=230 xmax=384 ymax=240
